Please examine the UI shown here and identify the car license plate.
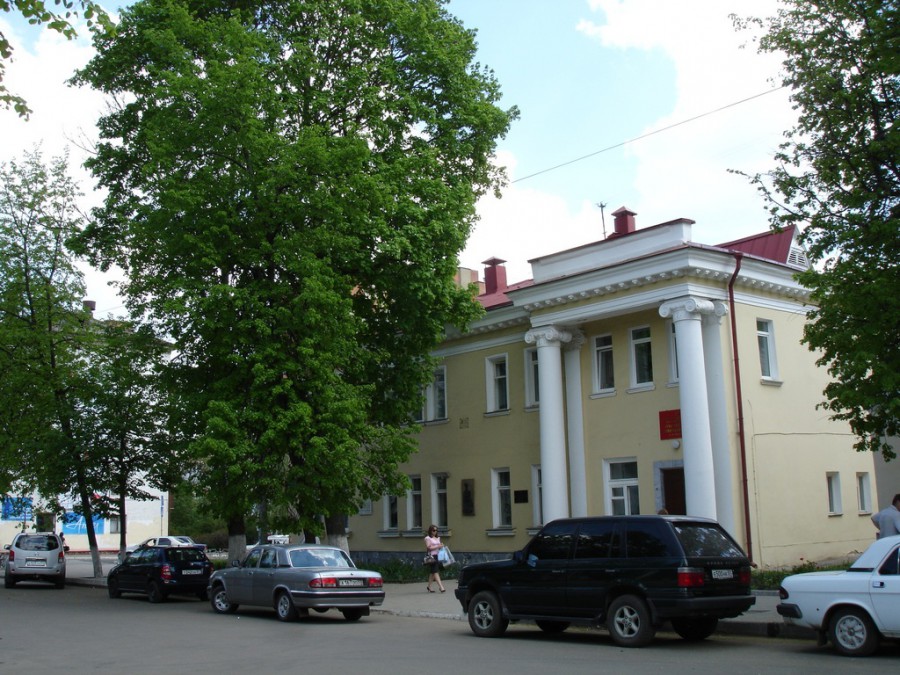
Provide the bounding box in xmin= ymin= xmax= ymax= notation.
xmin=181 ymin=570 xmax=202 ymax=575
xmin=338 ymin=579 xmax=364 ymax=587
xmin=711 ymin=569 xmax=733 ymax=580
xmin=25 ymin=559 xmax=46 ymax=567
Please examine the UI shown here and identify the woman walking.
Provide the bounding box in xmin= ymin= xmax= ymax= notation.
xmin=424 ymin=525 xmax=446 ymax=593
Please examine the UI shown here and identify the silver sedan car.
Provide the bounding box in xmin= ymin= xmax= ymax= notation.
xmin=208 ymin=544 xmax=384 ymax=622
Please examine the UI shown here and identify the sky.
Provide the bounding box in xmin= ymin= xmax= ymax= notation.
xmin=0 ymin=0 xmax=793 ymax=315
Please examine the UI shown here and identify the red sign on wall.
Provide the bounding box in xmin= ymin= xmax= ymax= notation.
xmin=659 ymin=409 xmax=682 ymax=440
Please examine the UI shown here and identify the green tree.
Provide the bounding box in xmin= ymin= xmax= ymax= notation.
xmin=737 ymin=1 xmax=900 ymax=459
xmin=0 ymin=0 xmax=112 ymax=116
xmin=73 ymin=0 xmax=515 ymax=559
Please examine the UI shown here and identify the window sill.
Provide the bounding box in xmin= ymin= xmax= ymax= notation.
xmin=760 ymin=378 xmax=783 ymax=387
xmin=484 ymin=409 xmax=511 ymax=418
xmin=424 ymin=418 xmax=449 ymax=426
xmin=377 ymin=530 xmax=401 ymax=538
xmin=400 ymin=529 xmax=424 ymax=537
xmin=626 ymin=384 xmax=656 ymax=394
xmin=590 ymin=389 xmax=616 ymax=400
xmin=827 ymin=512 xmax=843 ymax=517
xmin=486 ymin=528 xmax=516 ymax=537
xmin=524 ymin=404 xmax=539 ymax=413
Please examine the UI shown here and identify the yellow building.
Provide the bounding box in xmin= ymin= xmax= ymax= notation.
xmin=348 ymin=208 xmax=877 ymax=569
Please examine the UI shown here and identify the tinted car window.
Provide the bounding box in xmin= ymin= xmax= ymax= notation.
xmin=259 ymin=549 xmax=277 ymax=568
xmin=574 ymin=520 xmax=620 ymax=559
xmin=15 ymin=534 xmax=59 ymax=551
xmin=673 ymin=523 xmax=744 ymax=557
xmin=167 ymin=547 xmax=207 ymax=564
xmin=528 ymin=521 xmax=575 ymax=560
xmin=879 ymin=548 xmax=899 ymax=576
xmin=625 ymin=521 xmax=675 ymax=558
xmin=244 ymin=548 xmax=262 ymax=568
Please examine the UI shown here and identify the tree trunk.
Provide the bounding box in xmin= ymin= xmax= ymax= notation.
xmin=226 ymin=514 xmax=247 ymax=564
xmin=74 ymin=465 xmax=103 ymax=577
xmin=324 ymin=514 xmax=349 ymax=553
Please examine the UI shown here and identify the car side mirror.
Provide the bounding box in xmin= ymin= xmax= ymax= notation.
xmin=513 ymin=550 xmax=524 ymax=563
xmin=63 ymin=545 xmax=70 ymax=552
xmin=231 ymin=560 xmax=241 ymax=568
xmin=3 ymin=544 xmax=9 ymax=551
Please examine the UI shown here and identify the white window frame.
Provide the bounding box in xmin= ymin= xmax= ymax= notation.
xmin=406 ymin=475 xmax=422 ymax=530
xmin=756 ymin=319 xmax=779 ymax=381
xmin=667 ymin=321 xmax=679 ymax=384
xmin=418 ymin=366 xmax=447 ymax=422
xmin=531 ymin=464 xmax=543 ymax=527
xmin=856 ymin=472 xmax=872 ymax=513
xmin=485 ymin=354 xmax=509 ymax=412
xmin=592 ymin=333 xmax=615 ymax=393
xmin=604 ymin=458 xmax=640 ymax=515
xmin=826 ymin=472 xmax=842 ymax=515
xmin=524 ymin=348 xmax=540 ymax=408
xmin=629 ymin=326 xmax=654 ymax=388
xmin=431 ymin=473 xmax=448 ymax=528
xmin=492 ymin=467 xmax=512 ymax=528
xmin=383 ymin=495 xmax=399 ymax=531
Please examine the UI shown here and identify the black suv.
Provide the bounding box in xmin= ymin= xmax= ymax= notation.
xmin=455 ymin=516 xmax=755 ymax=647
xmin=107 ymin=545 xmax=213 ymax=603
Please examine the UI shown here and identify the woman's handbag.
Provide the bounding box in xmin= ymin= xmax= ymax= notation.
xmin=423 ymin=554 xmax=436 ymax=566
xmin=437 ymin=547 xmax=456 ymax=566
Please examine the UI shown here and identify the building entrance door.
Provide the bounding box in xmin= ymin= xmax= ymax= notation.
xmin=661 ymin=468 xmax=686 ymax=515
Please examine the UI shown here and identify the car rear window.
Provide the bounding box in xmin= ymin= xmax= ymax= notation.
xmin=167 ymin=548 xmax=208 ymax=563
xmin=16 ymin=535 xmax=59 ymax=551
xmin=672 ymin=523 xmax=745 ymax=558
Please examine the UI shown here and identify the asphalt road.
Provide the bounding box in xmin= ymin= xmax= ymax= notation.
xmin=2 ymin=582 xmax=899 ymax=674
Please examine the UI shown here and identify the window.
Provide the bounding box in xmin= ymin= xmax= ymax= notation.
xmin=527 ymin=520 xmax=574 ymax=560
xmin=486 ymin=354 xmax=509 ymax=412
xmin=630 ymin=326 xmax=653 ymax=387
xmin=357 ymin=499 xmax=373 ymax=516
xmin=593 ymin=334 xmax=615 ymax=391
xmin=574 ymin=519 xmax=620 ymax=559
xmin=531 ymin=465 xmax=543 ymax=526
xmin=383 ymin=495 xmax=398 ymax=530
xmin=108 ymin=516 xmax=121 ymax=534
xmin=417 ymin=366 xmax=447 ymax=422
xmin=667 ymin=321 xmax=679 ymax=383
xmin=857 ymin=473 xmax=872 ymax=513
xmin=827 ymin=472 xmax=842 ymax=515
xmin=431 ymin=473 xmax=448 ymax=527
xmin=492 ymin=468 xmax=512 ymax=528
xmin=524 ymin=348 xmax=540 ymax=407
xmin=756 ymin=319 xmax=779 ymax=380
xmin=606 ymin=459 xmax=640 ymax=515
xmin=407 ymin=475 xmax=422 ymax=530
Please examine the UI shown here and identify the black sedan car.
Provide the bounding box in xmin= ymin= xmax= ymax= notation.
xmin=108 ymin=545 xmax=214 ymax=603
xmin=208 ymin=544 xmax=384 ymax=622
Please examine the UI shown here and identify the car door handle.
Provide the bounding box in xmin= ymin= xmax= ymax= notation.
xmin=872 ymin=581 xmax=885 ymax=588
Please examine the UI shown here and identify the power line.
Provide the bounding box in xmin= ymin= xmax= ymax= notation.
xmin=511 ymin=86 xmax=788 ymax=184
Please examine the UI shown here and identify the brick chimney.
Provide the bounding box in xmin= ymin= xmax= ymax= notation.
xmin=609 ymin=206 xmax=637 ymax=238
xmin=482 ymin=257 xmax=508 ymax=294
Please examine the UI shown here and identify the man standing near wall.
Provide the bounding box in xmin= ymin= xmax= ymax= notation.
xmin=871 ymin=493 xmax=900 ymax=538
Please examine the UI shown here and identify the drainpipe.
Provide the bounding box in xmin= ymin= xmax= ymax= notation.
xmin=728 ymin=252 xmax=754 ymax=564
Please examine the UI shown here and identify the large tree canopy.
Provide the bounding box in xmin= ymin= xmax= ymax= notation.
xmin=73 ymin=0 xmax=515 ymax=544
xmin=740 ymin=0 xmax=900 ymax=459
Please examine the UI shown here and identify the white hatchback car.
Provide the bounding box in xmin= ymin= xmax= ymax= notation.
xmin=776 ymin=534 xmax=900 ymax=656
xmin=3 ymin=532 xmax=68 ymax=588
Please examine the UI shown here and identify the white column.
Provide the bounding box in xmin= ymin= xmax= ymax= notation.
xmin=659 ymin=298 xmax=717 ymax=519
xmin=704 ymin=303 xmax=737 ymax=536
xmin=525 ymin=326 xmax=571 ymax=522
xmin=564 ymin=331 xmax=588 ymax=518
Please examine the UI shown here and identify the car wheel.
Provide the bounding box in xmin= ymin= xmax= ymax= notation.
xmin=607 ymin=594 xmax=655 ymax=647
xmin=341 ymin=608 xmax=364 ymax=622
xmin=468 ymin=590 xmax=509 ymax=638
xmin=535 ymin=620 xmax=570 ymax=634
xmin=147 ymin=580 xmax=166 ymax=604
xmin=54 ymin=574 xmax=66 ymax=589
xmin=671 ymin=617 xmax=718 ymax=641
xmin=210 ymin=585 xmax=238 ymax=614
xmin=108 ymin=577 xmax=122 ymax=599
xmin=829 ymin=607 xmax=879 ymax=656
xmin=275 ymin=590 xmax=298 ymax=622
xmin=4 ymin=574 xmax=16 ymax=588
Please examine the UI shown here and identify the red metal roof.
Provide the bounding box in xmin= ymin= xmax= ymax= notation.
xmin=716 ymin=226 xmax=796 ymax=264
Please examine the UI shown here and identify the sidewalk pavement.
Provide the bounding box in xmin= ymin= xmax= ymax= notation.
xmin=53 ymin=555 xmax=813 ymax=641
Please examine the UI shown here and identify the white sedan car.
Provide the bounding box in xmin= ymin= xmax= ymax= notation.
xmin=776 ymin=534 xmax=900 ymax=656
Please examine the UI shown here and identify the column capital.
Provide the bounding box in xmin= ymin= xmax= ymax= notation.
xmin=564 ymin=328 xmax=586 ymax=352
xmin=525 ymin=325 xmax=572 ymax=348
xmin=659 ymin=296 xmax=716 ymax=322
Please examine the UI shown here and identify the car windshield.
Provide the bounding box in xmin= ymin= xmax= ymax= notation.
xmin=16 ymin=535 xmax=59 ymax=551
xmin=289 ymin=548 xmax=354 ymax=568
xmin=672 ymin=523 xmax=744 ymax=558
